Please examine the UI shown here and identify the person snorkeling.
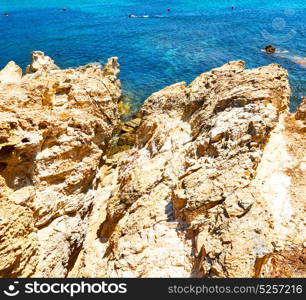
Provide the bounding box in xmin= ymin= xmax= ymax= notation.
xmin=263 ymin=45 xmax=306 ymax=66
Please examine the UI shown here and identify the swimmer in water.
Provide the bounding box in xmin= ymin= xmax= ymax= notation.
xmin=232 ymin=5 xmax=235 ymax=10
xmin=63 ymin=8 xmax=67 ymax=12
xmin=167 ymin=8 xmax=171 ymax=12
xmin=3 ymin=12 xmax=9 ymax=17
xmin=262 ymin=46 xmax=306 ymax=67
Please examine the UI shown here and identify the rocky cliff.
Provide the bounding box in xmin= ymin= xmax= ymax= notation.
xmin=0 ymin=52 xmax=121 ymax=277
xmin=0 ymin=53 xmax=305 ymax=278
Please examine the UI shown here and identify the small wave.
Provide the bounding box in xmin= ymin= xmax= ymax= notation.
xmin=260 ymin=49 xmax=289 ymax=54
xmin=128 ymin=15 xmax=167 ymax=19
xmin=150 ymin=15 xmax=167 ymax=18
xmin=275 ymin=50 xmax=289 ymax=54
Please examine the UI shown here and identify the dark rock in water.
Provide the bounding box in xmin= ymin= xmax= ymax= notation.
xmin=121 ymin=117 xmax=141 ymax=132
xmin=117 ymin=132 xmax=136 ymax=147
xmin=117 ymin=117 xmax=141 ymax=147
xmin=265 ymin=45 xmax=276 ymax=54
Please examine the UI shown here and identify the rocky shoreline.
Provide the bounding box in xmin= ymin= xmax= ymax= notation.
xmin=0 ymin=52 xmax=305 ymax=278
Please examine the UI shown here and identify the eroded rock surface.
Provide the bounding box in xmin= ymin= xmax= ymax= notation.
xmin=0 ymin=56 xmax=305 ymax=278
xmin=0 ymin=52 xmax=121 ymax=277
xmin=71 ymin=61 xmax=305 ymax=278
xmin=295 ymin=97 xmax=306 ymax=123
xmin=258 ymin=249 xmax=306 ymax=278
xmin=0 ymin=61 xmax=22 ymax=84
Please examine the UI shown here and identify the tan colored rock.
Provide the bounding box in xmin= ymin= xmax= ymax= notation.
xmin=102 ymin=57 xmax=120 ymax=77
xmin=72 ymin=61 xmax=305 ymax=278
xmin=0 ymin=199 xmax=37 ymax=277
xmin=0 ymin=52 xmax=121 ymax=277
xmin=0 ymin=61 xmax=22 ymax=83
xmin=117 ymin=117 xmax=141 ymax=147
xmin=25 ymin=51 xmax=59 ymax=74
xmin=258 ymin=248 xmax=306 ymax=278
xmin=1 ymin=56 xmax=304 ymax=278
xmin=295 ymin=97 xmax=306 ymax=123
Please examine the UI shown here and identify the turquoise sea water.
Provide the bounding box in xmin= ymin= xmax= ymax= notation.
xmin=0 ymin=0 xmax=305 ymax=112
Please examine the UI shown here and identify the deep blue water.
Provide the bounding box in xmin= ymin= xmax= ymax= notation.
xmin=0 ymin=1 xmax=305 ymax=112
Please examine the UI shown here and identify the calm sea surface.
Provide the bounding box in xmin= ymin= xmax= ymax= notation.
xmin=0 ymin=0 xmax=305 ymax=111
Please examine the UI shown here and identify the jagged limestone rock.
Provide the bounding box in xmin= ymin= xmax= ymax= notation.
xmin=25 ymin=51 xmax=60 ymax=74
xmin=0 ymin=56 xmax=305 ymax=278
xmin=71 ymin=61 xmax=305 ymax=278
xmin=0 ymin=61 xmax=22 ymax=84
xmin=0 ymin=52 xmax=122 ymax=277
